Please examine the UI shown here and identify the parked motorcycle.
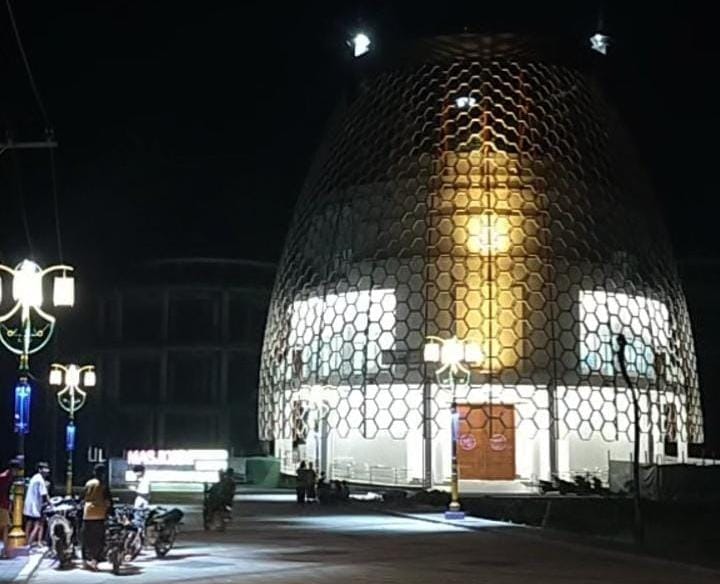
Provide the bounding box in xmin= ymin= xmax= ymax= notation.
xmin=145 ymin=507 xmax=183 ymax=557
xmin=105 ymin=506 xmax=143 ymax=575
xmin=113 ymin=504 xmax=145 ymax=561
xmin=44 ymin=496 xmax=82 ymax=569
xmin=113 ymin=503 xmax=183 ymax=558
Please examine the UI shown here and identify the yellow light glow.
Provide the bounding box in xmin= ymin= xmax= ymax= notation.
xmin=466 ymin=215 xmax=510 ymax=255
xmin=463 ymin=342 xmax=484 ymax=364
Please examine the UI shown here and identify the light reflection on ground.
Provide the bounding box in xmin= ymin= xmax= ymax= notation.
xmin=267 ymin=513 xmax=477 ymax=534
xmin=236 ymin=493 xmax=298 ymax=503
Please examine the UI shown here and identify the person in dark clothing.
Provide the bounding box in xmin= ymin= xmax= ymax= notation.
xmin=305 ymin=463 xmax=317 ymax=503
xmin=317 ymin=473 xmax=331 ymax=504
xmin=331 ymin=480 xmax=343 ymax=503
xmin=340 ymin=481 xmax=350 ymax=502
xmin=219 ymin=468 xmax=237 ymax=508
xmin=296 ymin=462 xmax=307 ymax=504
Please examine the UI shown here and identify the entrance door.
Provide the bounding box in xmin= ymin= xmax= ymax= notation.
xmin=457 ymin=404 xmax=515 ymax=480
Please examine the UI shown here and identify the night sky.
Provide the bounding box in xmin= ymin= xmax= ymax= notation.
xmin=0 ymin=2 xmax=719 ymax=448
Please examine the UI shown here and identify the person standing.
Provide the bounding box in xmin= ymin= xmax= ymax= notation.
xmin=130 ymin=465 xmax=151 ymax=508
xmin=24 ymin=462 xmax=50 ymax=550
xmin=0 ymin=460 xmax=20 ymax=559
xmin=305 ymin=462 xmax=317 ymax=503
xmin=295 ymin=461 xmax=307 ymax=504
xmin=82 ymin=464 xmax=112 ymax=571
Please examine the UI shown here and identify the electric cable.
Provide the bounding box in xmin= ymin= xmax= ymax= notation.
xmin=10 ymin=149 xmax=34 ymax=257
xmin=5 ymin=0 xmax=49 ymax=127
xmin=49 ymin=136 xmax=63 ymax=262
xmin=6 ymin=0 xmax=64 ymax=261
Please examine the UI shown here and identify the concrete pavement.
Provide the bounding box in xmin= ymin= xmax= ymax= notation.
xmin=24 ymin=493 xmax=720 ymax=583
xmin=0 ymin=549 xmax=43 ymax=584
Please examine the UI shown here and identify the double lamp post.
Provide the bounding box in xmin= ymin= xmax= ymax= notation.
xmin=423 ymin=336 xmax=483 ymax=519
xmin=49 ymin=363 xmax=96 ymax=496
xmin=0 ymin=259 xmax=92 ymax=547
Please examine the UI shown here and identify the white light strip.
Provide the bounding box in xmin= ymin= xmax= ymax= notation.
xmin=126 ymin=449 xmax=229 ymax=467
xmin=125 ymin=469 xmax=221 ymax=484
xmin=194 ymin=459 xmax=228 ymax=472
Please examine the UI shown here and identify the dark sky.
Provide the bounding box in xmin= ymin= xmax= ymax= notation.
xmin=0 ymin=1 xmax=717 ymax=271
xmin=1 ymin=1 xmax=719 ymax=448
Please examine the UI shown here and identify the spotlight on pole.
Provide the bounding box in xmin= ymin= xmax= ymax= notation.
xmin=455 ymin=96 xmax=477 ymax=109
xmin=350 ymin=32 xmax=371 ymax=57
xmin=590 ymin=33 xmax=610 ymax=55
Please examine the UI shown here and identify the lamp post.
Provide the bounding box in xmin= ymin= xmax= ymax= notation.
xmin=423 ymin=336 xmax=483 ymax=520
xmin=616 ymin=334 xmax=644 ymax=545
xmin=0 ymin=259 xmax=74 ymax=546
xmin=49 ymin=363 xmax=95 ymax=495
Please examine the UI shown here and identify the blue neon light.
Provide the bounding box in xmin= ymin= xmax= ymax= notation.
xmin=65 ymin=422 xmax=76 ymax=452
xmin=451 ymin=409 xmax=459 ymax=441
xmin=14 ymin=381 xmax=31 ymax=435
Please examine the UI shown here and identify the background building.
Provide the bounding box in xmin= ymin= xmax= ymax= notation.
xmin=258 ymin=34 xmax=704 ymax=491
xmin=93 ymin=258 xmax=274 ymax=455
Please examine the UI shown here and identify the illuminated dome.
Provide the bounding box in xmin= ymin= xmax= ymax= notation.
xmin=258 ymin=34 xmax=703 ymax=489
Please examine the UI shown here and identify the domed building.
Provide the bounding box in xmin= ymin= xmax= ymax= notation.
xmin=258 ymin=34 xmax=703 ymax=491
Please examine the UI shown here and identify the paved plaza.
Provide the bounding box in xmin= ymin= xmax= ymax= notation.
xmin=8 ymin=493 xmax=719 ymax=584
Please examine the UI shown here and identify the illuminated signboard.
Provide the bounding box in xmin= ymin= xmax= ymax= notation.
xmin=125 ymin=449 xmax=228 ymax=484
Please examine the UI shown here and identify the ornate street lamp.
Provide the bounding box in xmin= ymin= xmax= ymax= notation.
xmin=0 ymin=259 xmax=74 ymax=546
xmin=423 ymin=336 xmax=483 ymax=519
xmin=49 ymin=363 xmax=95 ymax=496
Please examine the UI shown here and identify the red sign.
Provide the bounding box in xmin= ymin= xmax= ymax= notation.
xmin=488 ymin=434 xmax=508 ymax=452
xmin=459 ymin=433 xmax=477 ymax=451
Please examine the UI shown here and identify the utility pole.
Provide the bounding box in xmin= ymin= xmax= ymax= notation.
xmin=617 ymin=333 xmax=645 ymax=545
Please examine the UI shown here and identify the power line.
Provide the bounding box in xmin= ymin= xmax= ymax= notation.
xmin=5 ymin=0 xmax=49 ymax=127
xmin=5 ymin=0 xmax=64 ymax=262
xmin=49 ymin=138 xmax=63 ymax=262
xmin=10 ymin=150 xmax=34 ymax=257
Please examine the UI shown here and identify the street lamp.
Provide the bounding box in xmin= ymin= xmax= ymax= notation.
xmin=616 ymin=334 xmax=644 ymax=544
xmin=349 ymin=32 xmax=371 ymax=57
xmin=49 ymin=363 xmax=95 ymax=496
xmin=0 ymin=259 xmax=74 ymax=547
xmin=423 ymin=336 xmax=483 ymax=519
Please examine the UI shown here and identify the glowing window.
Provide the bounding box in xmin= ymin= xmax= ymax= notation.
xmin=578 ymin=291 xmax=669 ymax=377
xmin=288 ymin=289 xmax=396 ymax=381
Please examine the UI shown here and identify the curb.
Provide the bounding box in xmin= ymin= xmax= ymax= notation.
xmin=12 ymin=552 xmax=44 ymax=584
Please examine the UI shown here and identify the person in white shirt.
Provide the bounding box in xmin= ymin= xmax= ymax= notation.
xmin=24 ymin=463 xmax=50 ymax=549
xmin=131 ymin=465 xmax=151 ymax=508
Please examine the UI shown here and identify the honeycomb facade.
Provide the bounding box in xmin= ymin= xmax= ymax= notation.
xmin=258 ymin=35 xmax=703 ymax=489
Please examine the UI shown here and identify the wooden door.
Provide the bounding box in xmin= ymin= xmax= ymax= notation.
xmin=457 ymin=404 xmax=515 ymax=480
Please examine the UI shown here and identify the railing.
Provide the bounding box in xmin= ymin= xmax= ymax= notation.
xmin=330 ymin=462 xmax=411 ymax=486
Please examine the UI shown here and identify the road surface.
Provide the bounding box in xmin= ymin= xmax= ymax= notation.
xmin=26 ymin=493 xmax=719 ymax=583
